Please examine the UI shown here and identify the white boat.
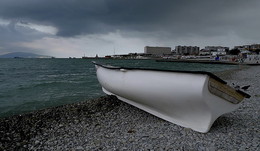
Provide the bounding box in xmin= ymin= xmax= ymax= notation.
xmin=93 ymin=62 xmax=250 ymax=133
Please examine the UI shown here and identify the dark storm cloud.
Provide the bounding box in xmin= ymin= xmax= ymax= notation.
xmin=0 ymin=20 xmax=52 ymax=53
xmin=0 ymin=0 xmax=178 ymax=36
xmin=0 ymin=0 xmax=260 ymax=39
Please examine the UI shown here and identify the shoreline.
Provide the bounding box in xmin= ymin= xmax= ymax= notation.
xmin=156 ymin=59 xmax=260 ymax=66
xmin=1 ymin=66 xmax=259 ymax=150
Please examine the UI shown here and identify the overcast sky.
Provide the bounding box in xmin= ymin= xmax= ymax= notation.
xmin=0 ymin=0 xmax=259 ymax=58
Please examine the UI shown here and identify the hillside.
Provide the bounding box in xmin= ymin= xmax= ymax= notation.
xmin=0 ymin=52 xmax=52 ymax=58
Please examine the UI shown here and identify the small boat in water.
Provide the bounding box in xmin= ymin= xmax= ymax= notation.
xmin=93 ymin=62 xmax=250 ymax=133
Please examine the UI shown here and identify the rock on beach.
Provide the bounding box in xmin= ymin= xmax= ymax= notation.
xmin=0 ymin=66 xmax=259 ymax=150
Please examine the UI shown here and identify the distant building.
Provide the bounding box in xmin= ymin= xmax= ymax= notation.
xmin=211 ymin=49 xmax=226 ymax=56
xmin=251 ymin=44 xmax=260 ymax=50
xmin=204 ymin=46 xmax=229 ymax=56
xmin=199 ymin=49 xmax=211 ymax=56
xmin=235 ymin=44 xmax=260 ymax=51
xmin=144 ymin=46 xmax=171 ymax=55
xmin=175 ymin=46 xmax=200 ymax=55
xmin=205 ymin=46 xmax=229 ymax=52
xmin=234 ymin=46 xmax=245 ymax=51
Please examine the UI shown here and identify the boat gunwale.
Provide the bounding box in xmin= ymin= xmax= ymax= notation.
xmin=92 ymin=61 xmax=250 ymax=98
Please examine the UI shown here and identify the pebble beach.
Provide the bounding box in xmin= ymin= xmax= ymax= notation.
xmin=0 ymin=66 xmax=259 ymax=150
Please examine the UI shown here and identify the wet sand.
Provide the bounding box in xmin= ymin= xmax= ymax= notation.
xmin=0 ymin=66 xmax=259 ymax=150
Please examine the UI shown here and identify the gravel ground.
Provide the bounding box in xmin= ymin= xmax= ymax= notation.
xmin=0 ymin=66 xmax=259 ymax=150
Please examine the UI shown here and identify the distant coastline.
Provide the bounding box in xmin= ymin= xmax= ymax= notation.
xmin=81 ymin=56 xmax=260 ymax=66
xmin=0 ymin=52 xmax=53 ymax=58
xmin=156 ymin=58 xmax=260 ymax=66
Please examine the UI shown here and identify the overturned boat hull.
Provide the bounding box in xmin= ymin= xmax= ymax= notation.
xmin=93 ymin=62 xmax=250 ymax=133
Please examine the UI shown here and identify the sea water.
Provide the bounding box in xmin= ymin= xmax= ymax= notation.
xmin=0 ymin=58 xmax=238 ymax=117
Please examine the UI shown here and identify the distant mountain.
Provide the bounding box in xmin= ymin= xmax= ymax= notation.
xmin=0 ymin=52 xmax=52 ymax=58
